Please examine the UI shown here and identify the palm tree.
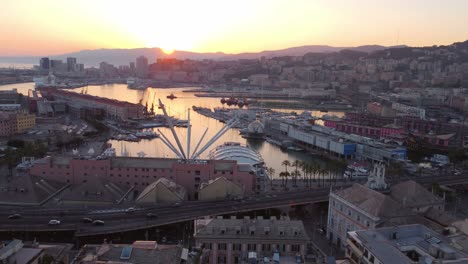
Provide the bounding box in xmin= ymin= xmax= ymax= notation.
xmin=282 ymin=160 xmax=291 ymax=173
xmin=267 ymin=167 xmax=275 ymax=189
xmin=319 ymin=168 xmax=327 ymax=187
xmin=279 ymin=171 xmax=290 ymax=189
xmin=311 ymin=163 xmax=319 ymax=185
xmin=299 ymin=161 xmax=307 ymax=186
xmin=292 ymin=169 xmax=301 ymax=187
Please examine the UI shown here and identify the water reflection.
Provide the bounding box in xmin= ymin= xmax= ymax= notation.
xmin=0 ymin=83 xmax=345 ymax=177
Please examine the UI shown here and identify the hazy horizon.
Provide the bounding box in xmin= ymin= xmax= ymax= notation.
xmin=2 ymin=0 xmax=468 ymax=57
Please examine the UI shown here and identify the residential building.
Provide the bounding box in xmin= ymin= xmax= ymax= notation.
xmin=0 ymin=239 xmax=44 ymax=264
xmin=347 ymin=224 xmax=468 ymax=264
xmin=0 ymin=112 xmax=13 ymax=137
xmin=15 ymin=112 xmax=36 ymax=133
xmin=66 ymin=57 xmax=77 ymax=72
xmin=39 ymin=57 xmax=50 ymax=70
xmin=74 ymin=241 xmax=185 ymax=264
xmin=136 ymin=55 xmax=149 ymax=78
xmin=194 ymin=216 xmax=309 ymax=264
xmin=327 ymin=183 xmax=410 ymax=248
xmin=328 ymin=180 xmax=445 ymax=249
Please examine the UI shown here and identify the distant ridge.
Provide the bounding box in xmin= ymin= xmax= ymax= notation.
xmin=1 ymin=41 xmax=457 ymax=67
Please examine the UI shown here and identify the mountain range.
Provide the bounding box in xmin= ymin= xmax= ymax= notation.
xmin=0 ymin=44 xmax=410 ymax=67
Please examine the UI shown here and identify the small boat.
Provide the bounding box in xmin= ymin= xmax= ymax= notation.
xmin=167 ymin=93 xmax=177 ymax=100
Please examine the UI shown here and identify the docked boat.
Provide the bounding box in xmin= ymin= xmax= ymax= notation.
xmin=167 ymin=93 xmax=177 ymax=100
xmin=343 ymin=163 xmax=369 ymax=180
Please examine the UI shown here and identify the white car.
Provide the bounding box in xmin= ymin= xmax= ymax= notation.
xmin=48 ymin=220 xmax=61 ymax=225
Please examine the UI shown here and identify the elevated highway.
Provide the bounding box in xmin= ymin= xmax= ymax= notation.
xmin=0 ymin=174 xmax=467 ymax=236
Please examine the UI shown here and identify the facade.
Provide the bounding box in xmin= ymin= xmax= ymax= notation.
xmin=0 ymin=112 xmax=13 ymax=137
xmin=136 ymin=55 xmax=149 ymax=78
xmin=28 ymin=156 xmax=256 ymax=200
xmin=66 ymin=57 xmax=77 ymax=72
xmin=327 ymin=184 xmax=410 ymax=248
xmin=39 ymin=87 xmax=145 ymax=120
xmin=194 ymin=216 xmax=309 ymax=264
xmin=39 ymin=57 xmax=50 ymax=70
xmin=136 ymin=178 xmax=186 ymax=204
xmin=198 ymin=177 xmax=244 ymax=201
xmin=347 ymin=224 xmax=468 ymax=264
xmin=15 ymin=112 xmax=36 ymax=133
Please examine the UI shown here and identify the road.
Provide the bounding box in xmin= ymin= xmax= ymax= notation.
xmin=0 ymin=173 xmax=466 ymax=236
xmin=0 ymin=188 xmax=330 ymax=236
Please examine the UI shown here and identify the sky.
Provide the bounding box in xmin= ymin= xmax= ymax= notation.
xmin=1 ymin=0 xmax=468 ymax=56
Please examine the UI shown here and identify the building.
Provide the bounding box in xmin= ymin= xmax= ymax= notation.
xmin=346 ymin=224 xmax=468 ymax=264
xmin=74 ymin=241 xmax=185 ymax=264
xmin=136 ymin=178 xmax=186 ymax=204
xmin=0 ymin=239 xmax=44 ymax=264
xmin=39 ymin=87 xmax=145 ymax=120
xmin=194 ymin=216 xmax=309 ymax=264
xmin=209 ymin=142 xmax=267 ymax=191
xmin=39 ymin=57 xmax=50 ymax=70
xmin=15 ymin=112 xmax=36 ymax=133
xmin=389 ymin=180 xmax=445 ymax=214
xmin=327 ymin=183 xmax=410 ymax=248
xmin=0 ymin=112 xmax=13 ymax=137
xmin=66 ymin=57 xmax=77 ymax=72
xmin=28 ymin=156 xmax=257 ymax=200
xmin=136 ymin=55 xmax=149 ymax=78
xmin=198 ymin=177 xmax=244 ymax=201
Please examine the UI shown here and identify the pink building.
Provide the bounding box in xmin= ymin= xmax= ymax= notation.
xmin=28 ymin=156 xmax=256 ymax=200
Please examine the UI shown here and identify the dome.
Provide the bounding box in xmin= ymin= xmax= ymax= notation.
xmin=209 ymin=142 xmax=264 ymax=165
xmin=247 ymin=120 xmax=264 ymax=134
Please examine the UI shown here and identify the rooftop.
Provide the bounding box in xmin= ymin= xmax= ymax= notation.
xmin=332 ymin=184 xmax=411 ymax=219
xmin=195 ymin=216 xmax=310 ymax=241
xmin=349 ymin=224 xmax=468 ymax=264
xmin=78 ymin=242 xmax=184 ymax=264
xmin=390 ymin=180 xmax=443 ymax=208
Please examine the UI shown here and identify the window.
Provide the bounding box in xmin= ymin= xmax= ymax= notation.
xmin=348 ymin=210 xmax=351 ymax=216
xmin=291 ymin=244 xmax=300 ymax=252
xmin=281 ymin=244 xmax=286 ymax=252
xmin=217 ymin=255 xmax=226 ymax=263
xmin=218 ymin=243 xmax=227 ymax=250
xmin=233 ymin=243 xmax=242 ymax=251
xmin=262 ymin=244 xmax=271 ymax=251
xmin=203 ymin=243 xmax=212 ymax=250
xmin=247 ymin=244 xmax=256 ymax=251
xmin=195 ymin=170 xmax=200 ymax=175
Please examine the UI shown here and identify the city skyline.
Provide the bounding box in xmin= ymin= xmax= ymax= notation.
xmin=2 ymin=0 xmax=468 ymax=56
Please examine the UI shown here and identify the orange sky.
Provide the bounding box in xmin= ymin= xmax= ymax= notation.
xmin=1 ymin=0 xmax=468 ymax=56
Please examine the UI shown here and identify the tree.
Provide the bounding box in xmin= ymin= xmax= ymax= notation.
xmin=267 ymin=167 xmax=275 ymax=189
xmin=282 ymin=160 xmax=291 ymax=173
xmin=279 ymin=171 xmax=290 ymax=189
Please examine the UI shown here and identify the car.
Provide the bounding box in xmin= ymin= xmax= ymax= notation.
xmin=48 ymin=220 xmax=61 ymax=225
xmin=146 ymin=213 xmax=158 ymax=219
xmin=317 ymin=227 xmax=325 ymax=235
xmin=8 ymin=214 xmax=21 ymax=219
xmin=172 ymin=202 xmax=181 ymax=207
xmin=82 ymin=217 xmax=93 ymax=223
xmin=125 ymin=207 xmax=136 ymax=213
xmin=92 ymin=220 xmax=105 ymax=225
